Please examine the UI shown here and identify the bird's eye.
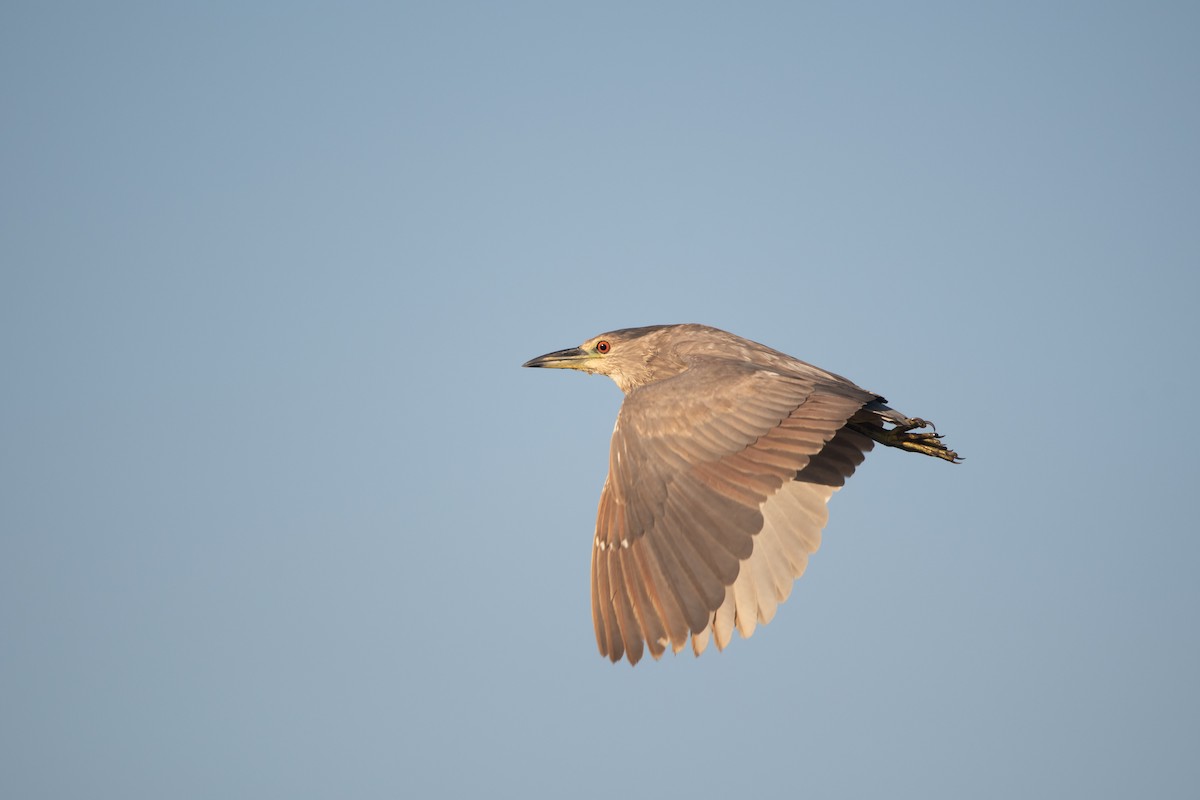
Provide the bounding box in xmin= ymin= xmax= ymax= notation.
xmin=596 ymin=340 xmax=611 ymax=354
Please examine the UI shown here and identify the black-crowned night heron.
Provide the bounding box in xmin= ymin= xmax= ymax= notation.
xmin=524 ymin=324 xmax=959 ymax=665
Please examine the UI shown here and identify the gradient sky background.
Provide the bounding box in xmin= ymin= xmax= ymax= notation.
xmin=3 ymin=3 xmax=1198 ymax=798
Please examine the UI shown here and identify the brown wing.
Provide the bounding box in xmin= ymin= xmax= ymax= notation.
xmin=591 ymin=361 xmax=876 ymax=664
xmin=694 ymin=425 xmax=873 ymax=655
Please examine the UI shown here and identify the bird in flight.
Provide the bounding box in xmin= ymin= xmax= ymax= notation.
xmin=524 ymin=324 xmax=959 ymax=665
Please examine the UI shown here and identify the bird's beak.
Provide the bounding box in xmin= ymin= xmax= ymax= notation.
xmin=522 ymin=346 xmax=591 ymax=370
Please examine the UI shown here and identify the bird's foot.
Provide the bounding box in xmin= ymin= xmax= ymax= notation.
xmin=854 ymin=419 xmax=962 ymax=463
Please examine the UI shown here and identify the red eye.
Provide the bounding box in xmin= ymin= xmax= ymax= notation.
xmin=596 ymin=340 xmax=611 ymax=354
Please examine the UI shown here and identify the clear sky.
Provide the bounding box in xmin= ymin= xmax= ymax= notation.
xmin=2 ymin=2 xmax=1197 ymax=798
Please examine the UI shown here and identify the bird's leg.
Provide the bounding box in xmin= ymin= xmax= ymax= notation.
xmin=850 ymin=418 xmax=962 ymax=463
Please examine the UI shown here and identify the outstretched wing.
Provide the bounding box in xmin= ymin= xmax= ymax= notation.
xmin=592 ymin=360 xmax=875 ymax=664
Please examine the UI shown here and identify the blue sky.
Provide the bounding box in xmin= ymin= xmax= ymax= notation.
xmin=2 ymin=2 xmax=1197 ymax=798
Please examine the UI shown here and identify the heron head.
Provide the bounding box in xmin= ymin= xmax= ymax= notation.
xmin=522 ymin=325 xmax=679 ymax=393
